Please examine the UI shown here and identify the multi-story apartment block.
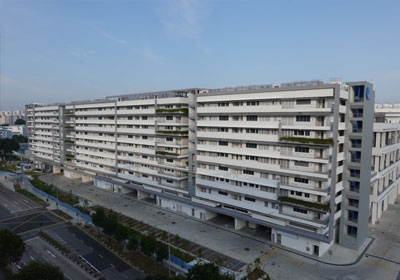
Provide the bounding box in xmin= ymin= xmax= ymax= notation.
xmin=370 ymin=105 xmax=400 ymax=225
xmin=26 ymin=81 xmax=375 ymax=257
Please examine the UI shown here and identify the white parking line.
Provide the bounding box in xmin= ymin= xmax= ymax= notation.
xmin=46 ymin=250 xmax=56 ymax=258
xmin=25 ymin=236 xmax=39 ymax=242
xmin=63 ymin=273 xmax=72 ymax=280
xmin=99 ymin=254 xmax=104 ymax=259
xmin=29 ymin=256 xmax=35 ymax=261
xmin=110 ymin=263 xmax=115 ymax=269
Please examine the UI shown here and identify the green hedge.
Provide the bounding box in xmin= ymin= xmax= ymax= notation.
xmin=14 ymin=185 xmax=49 ymax=207
xmin=156 ymin=108 xmax=188 ymax=114
xmin=64 ymin=140 xmax=74 ymax=144
xmin=156 ymin=130 xmax=188 ymax=135
xmin=280 ymin=137 xmax=333 ymax=145
xmin=38 ymin=231 xmax=70 ymax=255
xmin=278 ymin=196 xmax=330 ymax=212
xmin=156 ymin=151 xmax=179 ymax=156
xmin=30 ymin=175 xmax=79 ymax=205
xmin=64 ymin=126 xmax=74 ymax=129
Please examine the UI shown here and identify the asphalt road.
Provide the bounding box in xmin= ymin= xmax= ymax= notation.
xmin=21 ymin=237 xmax=93 ymax=280
xmin=0 ymin=211 xmax=63 ymax=235
xmin=0 ymin=185 xmax=41 ymax=214
xmin=61 ymin=225 xmax=144 ymax=280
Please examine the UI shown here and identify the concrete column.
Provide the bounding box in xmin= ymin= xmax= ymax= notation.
xmin=234 ymin=218 xmax=245 ymax=230
xmin=81 ymin=175 xmax=93 ymax=183
xmin=371 ymin=202 xmax=377 ymax=225
xmin=137 ymin=190 xmax=149 ymax=200
xmin=377 ymin=201 xmax=383 ymax=220
xmin=204 ymin=210 xmax=217 ymax=220
xmin=53 ymin=166 xmax=61 ymax=174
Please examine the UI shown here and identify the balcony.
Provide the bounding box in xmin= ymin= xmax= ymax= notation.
xmin=280 ymin=137 xmax=333 ymax=145
xmin=278 ymin=196 xmax=330 ymax=212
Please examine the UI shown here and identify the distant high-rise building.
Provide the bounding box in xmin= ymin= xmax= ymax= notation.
xmin=0 ymin=110 xmax=25 ymax=125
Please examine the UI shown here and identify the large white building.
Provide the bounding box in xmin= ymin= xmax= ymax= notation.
xmin=370 ymin=104 xmax=400 ymax=225
xmin=26 ymin=81 xmax=376 ymax=257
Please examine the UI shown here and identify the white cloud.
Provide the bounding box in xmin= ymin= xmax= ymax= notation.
xmin=68 ymin=49 xmax=95 ymax=58
xmin=161 ymin=0 xmax=202 ymax=39
xmin=136 ymin=49 xmax=164 ymax=63
xmin=92 ymin=25 xmax=127 ymax=44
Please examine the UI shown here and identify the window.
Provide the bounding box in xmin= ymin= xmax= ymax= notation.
xmin=348 ymin=210 xmax=358 ymax=222
xmin=218 ymin=191 xmax=228 ymax=196
xmin=293 ymin=207 xmax=308 ymax=214
xmin=142 ymin=116 xmax=148 ymax=120
xmin=294 ymin=130 xmax=311 ymax=136
xmin=246 ymin=101 xmax=259 ymax=106
xmin=245 ymin=197 xmax=256 ymax=202
xmin=219 ymin=116 xmax=229 ymax=121
xmin=296 ymin=115 xmax=311 ymax=122
xmin=218 ymin=102 xmax=229 ymax=107
xmin=304 ymin=193 xmax=310 ymax=198
xmin=264 ymin=201 xmax=269 ymax=207
xmin=246 ymin=128 xmax=259 ymax=134
xmin=295 ymin=147 xmax=309 ymax=153
xmin=166 ymin=179 xmax=173 ymax=184
xmin=243 ymin=170 xmax=254 ymax=175
xmin=348 ymin=198 xmax=359 ymax=207
xmin=166 ymin=137 xmax=173 ymax=141
xmin=246 ymin=115 xmax=258 ymax=121
xmin=245 ymin=156 xmax=258 ymax=161
xmin=296 ymin=99 xmax=311 ymax=105
xmin=295 ymin=177 xmax=309 ymax=184
xmin=166 ymin=116 xmax=173 ymax=120
xmin=246 ymin=143 xmax=257 ymax=149
xmin=347 ymin=225 xmax=357 ymax=237
xmin=219 ymin=166 xmax=228 ymax=171
xmin=294 ymin=161 xmax=309 ymax=167
xmin=128 ymin=116 xmax=133 ymax=120
xmin=219 ymin=141 xmax=228 ymax=146
xmin=142 ymin=136 xmax=148 ymax=139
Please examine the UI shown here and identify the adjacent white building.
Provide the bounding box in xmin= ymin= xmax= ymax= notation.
xmin=370 ymin=104 xmax=400 ymax=224
xmin=26 ymin=81 xmax=376 ymax=257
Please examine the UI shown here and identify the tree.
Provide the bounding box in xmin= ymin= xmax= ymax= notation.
xmin=12 ymin=261 xmax=64 ymax=280
xmin=14 ymin=119 xmax=26 ymax=125
xmin=92 ymin=208 xmax=106 ymax=228
xmin=0 ymin=228 xmax=25 ymax=267
xmin=103 ymin=211 xmax=118 ymax=236
xmin=127 ymin=236 xmax=139 ymax=251
xmin=141 ymin=235 xmax=157 ymax=256
xmin=187 ymin=263 xmax=233 ymax=280
xmin=156 ymin=242 xmax=168 ymax=262
xmin=0 ymin=139 xmax=19 ymax=159
xmin=114 ymin=223 xmax=129 ymax=242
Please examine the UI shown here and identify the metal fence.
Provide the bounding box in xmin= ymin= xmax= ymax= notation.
xmin=169 ymin=254 xmax=193 ymax=271
xmin=0 ymin=172 xmax=92 ymax=223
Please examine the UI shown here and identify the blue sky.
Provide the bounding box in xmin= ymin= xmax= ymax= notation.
xmin=0 ymin=0 xmax=399 ymax=110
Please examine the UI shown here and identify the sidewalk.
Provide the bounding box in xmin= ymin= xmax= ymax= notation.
xmin=39 ymin=173 xmax=369 ymax=266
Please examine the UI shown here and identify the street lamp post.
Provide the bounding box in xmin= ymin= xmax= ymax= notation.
xmin=168 ymin=227 xmax=171 ymax=279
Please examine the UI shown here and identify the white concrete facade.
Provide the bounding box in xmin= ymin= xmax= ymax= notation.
xmin=26 ymin=81 xmax=377 ymax=257
xmin=370 ymin=108 xmax=400 ymax=225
